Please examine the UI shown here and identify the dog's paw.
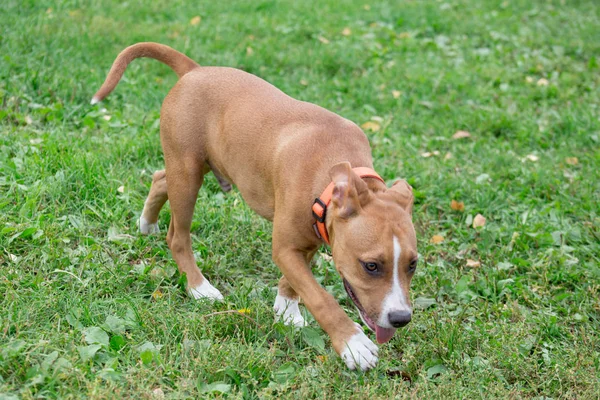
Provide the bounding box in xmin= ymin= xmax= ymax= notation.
xmin=273 ymin=294 xmax=306 ymax=327
xmin=340 ymin=329 xmax=379 ymax=371
xmin=188 ymin=279 xmax=224 ymax=301
xmin=139 ymin=216 xmax=160 ymax=235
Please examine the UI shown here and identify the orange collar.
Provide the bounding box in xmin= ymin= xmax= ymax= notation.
xmin=312 ymin=167 xmax=385 ymax=245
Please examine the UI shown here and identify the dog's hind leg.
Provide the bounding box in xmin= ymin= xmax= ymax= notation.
xmin=161 ymin=124 xmax=223 ymax=301
xmin=166 ymin=163 xmax=223 ymax=301
xmin=139 ymin=170 xmax=168 ymax=235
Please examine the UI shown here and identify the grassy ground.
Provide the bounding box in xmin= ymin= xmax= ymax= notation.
xmin=1 ymin=0 xmax=599 ymax=398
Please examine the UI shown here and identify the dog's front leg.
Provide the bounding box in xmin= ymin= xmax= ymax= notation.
xmin=272 ymin=244 xmax=378 ymax=371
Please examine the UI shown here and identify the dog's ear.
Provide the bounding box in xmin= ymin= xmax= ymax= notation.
xmin=387 ymin=179 xmax=414 ymax=215
xmin=329 ymin=162 xmax=369 ymax=219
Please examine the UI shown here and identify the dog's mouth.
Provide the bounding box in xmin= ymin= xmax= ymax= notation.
xmin=343 ymin=279 xmax=397 ymax=344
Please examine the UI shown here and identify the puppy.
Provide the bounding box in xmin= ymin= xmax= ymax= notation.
xmin=92 ymin=43 xmax=418 ymax=370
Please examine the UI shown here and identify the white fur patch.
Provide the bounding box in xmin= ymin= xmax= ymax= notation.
xmin=273 ymin=294 xmax=306 ymax=327
xmin=90 ymin=97 xmax=100 ymax=105
xmin=188 ymin=278 xmax=224 ymax=301
xmin=377 ymin=235 xmax=411 ymax=328
xmin=139 ymin=216 xmax=160 ymax=235
xmin=340 ymin=328 xmax=379 ymax=371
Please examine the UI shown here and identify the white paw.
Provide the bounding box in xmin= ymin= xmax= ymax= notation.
xmin=188 ymin=279 xmax=224 ymax=301
xmin=139 ymin=216 xmax=160 ymax=235
xmin=340 ymin=329 xmax=379 ymax=371
xmin=273 ymin=294 xmax=306 ymax=327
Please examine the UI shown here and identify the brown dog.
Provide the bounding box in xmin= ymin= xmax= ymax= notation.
xmin=92 ymin=43 xmax=418 ymax=370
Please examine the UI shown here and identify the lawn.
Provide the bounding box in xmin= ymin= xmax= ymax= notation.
xmin=1 ymin=0 xmax=599 ymax=398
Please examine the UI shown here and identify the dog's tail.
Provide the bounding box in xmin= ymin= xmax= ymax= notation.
xmin=90 ymin=42 xmax=199 ymax=104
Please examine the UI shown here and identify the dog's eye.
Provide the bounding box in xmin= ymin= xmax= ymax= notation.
xmin=365 ymin=262 xmax=378 ymax=271
xmin=408 ymin=258 xmax=418 ymax=273
xmin=361 ymin=261 xmax=379 ymax=273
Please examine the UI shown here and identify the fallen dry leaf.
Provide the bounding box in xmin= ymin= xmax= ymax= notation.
xmin=565 ymin=157 xmax=578 ymax=165
xmin=299 ymin=79 xmax=308 ymax=86
xmin=421 ymin=151 xmax=440 ymax=158
xmin=361 ymin=121 xmax=381 ymax=132
xmin=392 ymin=90 xmax=401 ymax=99
xmin=525 ymin=154 xmax=539 ymax=162
xmin=152 ymin=388 xmax=165 ymax=399
xmin=452 ymin=130 xmax=471 ymax=139
xmin=190 ymin=16 xmax=201 ymax=26
xmin=318 ymin=36 xmax=330 ymax=44
xmin=341 ymin=27 xmax=352 ymax=36
xmin=537 ymin=78 xmax=549 ymax=86
xmin=466 ymin=259 xmax=481 ymax=268
xmin=430 ymin=235 xmax=444 ymax=244
xmin=473 ymin=213 xmax=486 ymax=228
xmin=444 ymin=152 xmax=453 ymax=160
xmin=451 ymin=200 xmax=465 ymax=211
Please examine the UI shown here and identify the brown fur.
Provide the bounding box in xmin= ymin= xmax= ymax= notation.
xmin=93 ymin=43 xmax=417 ymax=361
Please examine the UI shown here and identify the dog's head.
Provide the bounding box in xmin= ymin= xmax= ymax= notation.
xmin=327 ymin=162 xmax=417 ymax=344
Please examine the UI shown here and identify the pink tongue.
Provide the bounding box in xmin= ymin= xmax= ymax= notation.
xmin=375 ymin=326 xmax=397 ymax=344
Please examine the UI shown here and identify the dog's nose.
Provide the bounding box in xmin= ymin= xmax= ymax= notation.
xmin=388 ymin=310 xmax=411 ymax=328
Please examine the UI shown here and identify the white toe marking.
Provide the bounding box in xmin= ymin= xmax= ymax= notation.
xmin=188 ymin=279 xmax=224 ymax=301
xmin=139 ymin=216 xmax=159 ymax=235
xmin=90 ymin=96 xmax=100 ymax=105
xmin=377 ymin=235 xmax=412 ymax=328
xmin=273 ymin=294 xmax=306 ymax=327
xmin=340 ymin=329 xmax=379 ymax=371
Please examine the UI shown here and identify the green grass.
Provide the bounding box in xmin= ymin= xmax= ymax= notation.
xmin=1 ymin=0 xmax=599 ymax=398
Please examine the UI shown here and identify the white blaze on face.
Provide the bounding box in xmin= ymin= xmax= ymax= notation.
xmin=377 ymin=235 xmax=411 ymax=328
